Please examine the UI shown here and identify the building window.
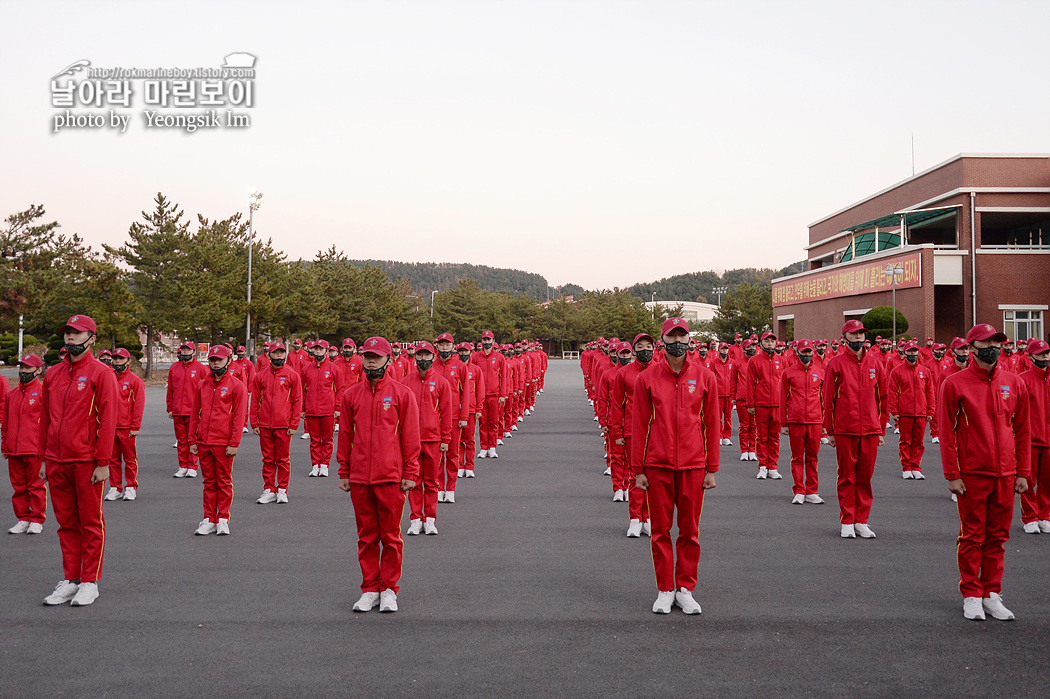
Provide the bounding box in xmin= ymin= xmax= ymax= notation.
xmin=1003 ymin=309 xmax=1044 ymax=342
xmin=981 ymin=212 xmax=1050 ymax=248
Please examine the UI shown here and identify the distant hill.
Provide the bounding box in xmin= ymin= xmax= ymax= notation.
xmin=626 ymin=262 xmax=807 ymax=304
xmin=347 ymin=260 xmax=555 ymax=300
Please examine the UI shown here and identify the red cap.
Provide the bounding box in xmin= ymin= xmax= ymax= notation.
xmin=934 ymin=343 xmax=946 ymax=350
xmin=63 ymin=314 xmax=97 ymax=334
xmin=734 ymin=333 xmax=742 ymax=339
xmin=1026 ymin=340 xmax=1049 ymax=355
xmin=749 ymin=334 xmax=759 ymax=341
xmin=481 ymin=331 xmax=495 ymax=340
xmin=208 ymin=345 xmax=232 ymax=360
xmin=236 ymin=345 xmax=246 ymax=352
xmin=842 ymin=320 xmax=868 ymax=334
xmin=99 ymin=349 xmax=112 ymax=357
xmin=179 ymin=341 xmax=196 ymax=351
xmin=926 ymin=337 xmax=933 ymax=342
xmin=616 ymin=341 xmax=633 ymax=354
xmin=904 ymin=341 xmax=919 ymax=351
xmin=661 ymin=317 xmax=690 ymax=335
xmin=343 ymin=338 xmax=356 ymax=348
xmin=416 ymin=341 xmax=437 ymax=356
xmin=360 ymin=337 xmax=393 ymax=357
xmin=16 ymin=353 xmax=44 ymax=368
xmin=269 ymin=342 xmax=287 ymax=352
xmin=760 ymin=331 xmax=777 ymax=341
xmin=796 ymin=340 xmax=814 ymax=351
xmin=965 ymin=323 xmax=1008 ymax=344
xmin=742 ymin=339 xmax=754 ymax=348
xmin=633 ymin=332 xmax=655 ymax=346
xmin=113 ymin=348 xmax=131 ymax=359
xmin=435 ymin=333 xmax=454 ymax=343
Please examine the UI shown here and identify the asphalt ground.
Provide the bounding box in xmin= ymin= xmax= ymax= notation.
xmin=1 ymin=361 xmax=1048 ymax=698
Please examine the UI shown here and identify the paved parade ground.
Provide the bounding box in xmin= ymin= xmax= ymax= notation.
xmin=2 ymin=360 xmax=1049 ymax=698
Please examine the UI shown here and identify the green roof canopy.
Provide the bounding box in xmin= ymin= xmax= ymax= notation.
xmin=840 ymin=231 xmax=901 ymax=262
xmin=841 ymin=205 xmax=960 ymax=233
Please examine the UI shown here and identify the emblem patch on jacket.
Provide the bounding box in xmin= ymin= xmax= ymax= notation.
xmin=1000 ymin=385 xmax=1011 ymax=400
xmin=220 ymin=386 xmax=229 ymax=396
xmin=687 ymin=379 xmax=697 ymax=394
xmin=869 ymin=368 xmax=876 ymax=379
xmin=383 ymin=396 xmax=392 ymax=410
xmin=77 ymin=376 xmax=88 ymax=390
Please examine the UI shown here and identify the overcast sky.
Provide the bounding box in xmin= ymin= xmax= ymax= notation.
xmin=3 ymin=0 xmax=1049 ymax=290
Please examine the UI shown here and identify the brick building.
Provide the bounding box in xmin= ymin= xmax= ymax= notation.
xmin=771 ymin=154 xmax=1050 ymax=343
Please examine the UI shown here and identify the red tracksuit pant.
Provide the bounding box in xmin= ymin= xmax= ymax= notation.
xmin=47 ymin=461 xmax=105 ymax=583
xmin=956 ymin=473 xmax=1014 ymax=598
xmin=646 ymin=466 xmax=707 ymax=592
xmin=897 ymin=416 xmax=927 ymax=471
xmin=834 ymin=435 xmax=878 ymax=525
xmin=526 ymin=382 xmax=537 ymax=409
xmin=173 ymin=415 xmax=198 ymax=470
xmin=109 ymin=429 xmax=139 ymax=490
xmin=1020 ymin=446 xmax=1050 ymax=524
xmin=199 ymin=446 xmax=234 ymax=523
xmin=460 ymin=415 xmax=478 ymax=469
xmin=719 ymin=397 xmax=733 ymax=440
xmin=929 ymin=412 xmax=939 ymax=439
xmin=788 ymin=423 xmax=821 ymax=495
xmin=625 ymin=438 xmax=650 ymax=523
xmin=737 ymin=402 xmax=757 ymax=454
xmin=350 ymin=482 xmax=406 ymax=594
xmin=442 ymin=428 xmax=461 ymax=492
xmin=306 ymin=415 xmax=335 ymax=466
xmin=8 ymin=455 xmax=46 ymax=524
xmin=259 ymin=428 xmax=291 ymax=492
xmin=409 ymin=441 xmax=441 ymax=520
xmin=609 ymin=436 xmax=627 ymax=492
xmin=480 ymin=396 xmax=500 ymax=450
xmin=754 ymin=406 xmax=781 ymax=470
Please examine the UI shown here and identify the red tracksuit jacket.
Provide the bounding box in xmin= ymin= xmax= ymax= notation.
xmin=464 ymin=362 xmax=485 ymax=414
xmin=301 ymin=358 xmax=343 ymax=416
xmin=780 ymin=363 xmax=824 ymax=425
xmin=40 ymin=353 xmax=120 ymax=464
xmin=337 ymin=375 xmax=421 ymax=485
xmin=232 ymin=357 xmax=256 ymax=389
xmin=167 ymin=359 xmax=206 ymax=416
xmin=888 ymin=361 xmax=936 ymax=419
xmin=704 ymin=355 xmax=733 ymax=398
xmin=401 ymin=368 xmax=453 ymax=445
xmin=2 ymin=377 xmax=44 ymax=456
xmin=822 ymin=350 xmax=889 ymax=437
xmin=251 ymin=364 xmax=303 ymax=430
xmin=114 ymin=369 xmax=145 ymax=431
xmin=938 ymin=361 xmax=1031 ymax=480
xmin=744 ymin=351 xmax=784 ymax=408
xmin=630 ymin=356 xmax=720 ymax=475
xmin=1018 ymin=364 xmax=1049 ymax=448
xmin=730 ymin=358 xmax=749 ymax=403
xmin=433 ymin=356 xmax=471 ymax=423
xmin=608 ymin=360 xmax=651 ymax=441
xmin=595 ymin=363 xmax=622 ymax=429
xmin=472 ymin=350 xmax=509 ymax=398
xmin=189 ymin=372 xmax=248 ymax=447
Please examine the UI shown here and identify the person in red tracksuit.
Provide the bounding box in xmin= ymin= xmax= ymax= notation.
xmin=598 ymin=342 xmax=632 ymax=501
xmin=338 ymin=336 xmax=420 ymax=614
xmin=432 ymin=333 xmax=470 ymax=503
xmin=233 ymin=346 xmax=256 ymax=434
xmin=939 ymin=323 xmax=1030 ymax=621
xmin=823 ymin=320 xmax=888 ymax=539
xmin=39 ymin=315 xmax=119 ymax=607
xmin=458 ymin=343 xmax=484 ymax=477
xmin=301 ymin=340 xmax=343 ymax=478
xmin=1018 ymin=340 xmax=1050 ymax=535
xmin=780 ymin=340 xmax=825 ymax=505
xmin=731 ymin=340 xmax=758 ymax=461
xmin=104 ymin=348 xmax=145 ymax=502
xmin=189 ymin=345 xmax=248 ymax=536
xmin=472 ymin=331 xmax=508 ymax=459
xmin=745 ymin=331 xmax=784 ymax=480
xmin=3 ymin=354 xmax=47 ymax=535
xmin=286 ymin=339 xmax=307 ymax=375
xmin=728 ymin=334 xmax=745 ymax=364
xmin=888 ymin=342 xmax=936 ymax=480
xmin=926 ymin=343 xmax=947 ymax=442
xmin=339 ymin=339 xmax=363 ymax=390
xmin=402 ymin=342 xmax=453 ymax=536
xmin=632 ymin=317 xmax=719 ymax=615
xmin=705 ymin=343 xmax=735 ymax=446
xmin=251 ymin=343 xmax=302 ymax=505
xmin=168 ymin=341 xmax=206 ymax=478
xmin=609 ymin=333 xmax=655 ymax=538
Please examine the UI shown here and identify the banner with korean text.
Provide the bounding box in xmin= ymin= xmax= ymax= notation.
xmin=772 ymin=251 xmax=921 ymax=307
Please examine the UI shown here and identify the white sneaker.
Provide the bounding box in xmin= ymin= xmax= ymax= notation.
xmin=186 ymin=469 xmax=198 ymax=478
xmin=855 ymin=523 xmax=876 ymax=539
xmin=352 ymin=591 xmax=380 ymax=612
xmin=912 ymin=471 xmax=925 ymax=480
xmin=511 ymin=425 xmax=518 ymax=431
xmin=505 ymin=432 xmax=512 ymax=439
xmin=627 ymin=519 xmax=642 ymax=538
xmin=123 ymin=487 xmax=137 ymax=501
xmin=70 ymin=582 xmax=99 ymax=607
xmin=257 ymin=490 xmax=277 ymax=504
xmin=276 ymin=489 xmax=288 ymax=504
xmin=309 ymin=465 xmax=320 ymax=477
xmin=894 ymin=427 xmax=900 ymax=435
xmin=841 ymin=524 xmax=857 ymax=538
xmin=768 ymin=469 xmax=783 ymax=480
xmin=749 ymin=452 xmax=758 ymax=461
xmin=437 ymin=491 xmax=446 ymax=503
xmin=652 ymin=590 xmax=675 ymax=614
xmin=931 ymin=436 xmax=940 ymax=444
xmin=804 ymin=494 xmax=825 ymax=505
xmin=517 ymin=416 xmax=524 ymax=423
xmin=8 ymin=520 xmax=30 ymax=534
xmin=757 ymin=467 xmax=768 ymax=479
xmin=445 ymin=491 xmax=455 ymax=503
xmin=902 ymin=471 xmax=914 ymax=480
xmin=195 ymin=519 xmax=216 ymax=535
xmin=791 ymin=494 xmax=805 ymax=505
xmin=674 ymin=587 xmax=702 ymax=615
xmin=642 ymin=520 xmax=651 ymax=537
xmin=172 ymin=442 xmax=178 ymax=448
xmin=963 ymin=596 xmax=986 ymax=621
xmin=497 ymin=439 xmax=505 ymax=446
xmin=242 ymin=426 xmax=250 ymax=434
xmin=821 ymin=436 xmax=829 ymax=444
xmin=465 ymin=470 xmax=475 ymax=478
xmin=593 ymin=416 xmax=598 ymax=421
xmin=334 ymin=424 xmax=339 ymax=432
xmin=301 ymin=433 xmax=310 ymax=440
xmin=1039 ymin=520 xmax=1050 ymax=534
xmin=525 ymin=409 xmax=532 ymax=416
xmin=488 ymin=448 xmax=498 ymax=459
xmin=424 ymin=518 xmax=438 ymax=535
xmin=406 ymin=519 xmax=423 ymax=536
xmin=478 ymin=450 xmax=488 ymax=459
xmin=982 ymin=592 xmax=1015 ymax=621
xmin=26 ymin=522 xmax=43 ymax=534
xmin=1023 ymin=521 xmax=1040 ymax=534
xmin=724 ymin=438 xmax=733 ymax=446
xmin=739 ymin=453 xmax=749 ymax=461
xmin=603 ymin=466 xmax=612 ymax=475
xmin=43 ymin=579 xmax=79 ymax=605
xmin=380 ymin=589 xmax=398 ymax=612
xmin=951 ymin=493 xmax=958 ymax=502
xmin=104 ymin=487 xmax=121 ymax=501
xmin=613 ymin=489 xmax=625 ymax=502
xmin=457 ymin=469 xmax=466 ymax=477
xmin=319 ymin=466 xmax=329 ymax=477
xmin=216 ymin=518 xmax=230 ymax=535
xmin=174 ymin=468 xmax=188 ymax=478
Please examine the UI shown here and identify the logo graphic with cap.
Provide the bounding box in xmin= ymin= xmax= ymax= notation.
xmin=369 ymin=339 xmax=378 ymax=347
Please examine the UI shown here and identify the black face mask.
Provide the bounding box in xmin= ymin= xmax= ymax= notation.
xmin=179 ymin=353 xmax=193 ymax=362
xmin=719 ymin=351 xmax=729 ymax=359
xmin=635 ymin=349 xmax=654 ymax=364
xmin=880 ymin=346 xmax=890 ymax=354
xmin=392 ymin=351 xmax=401 ymax=357
xmin=364 ymin=364 xmax=388 ymax=380
xmin=974 ymin=346 xmax=1001 ymax=366
xmin=952 ymin=352 xmax=968 ymax=365
xmin=100 ymin=357 xmax=112 ymax=366
xmin=816 ymin=348 xmax=825 ymax=356
xmin=933 ymin=351 xmax=945 ymax=360
xmin=314 ymin=353 xmax=327 ymax=363
xmin=698 ymin=349 xmax=708 ymax=358
xmin=236 ymin=353 xmax=246 ymax=360
xmin=798 ymin=354 xmax=812 ymax=365
xmin=744 ymin=348 xmax=756 ymax=357
xmin=114 ymin=363 xmax=128 ymax=374
xmin=774 ymin=348 xmax=784 ymax=355
xmin=846 ymin=340 xmax=864 ymax=352
xmin=19 ymin=371 xmax=36 ymax=384
xmin=342 ymin=350 xmax=353 ymax=358
xmin=64 ymin=338 xmax=92 ymax=357
xmin=1032 ymin=358 xmax=1050 ymax=370
xmin=211 ymin=362 xmax=229 ymax=378
xmin=665 ymin=342 xmax=689 ymax=357
xmin=458 ymin=353 xmax=471 ymax=363
xmin=905 ymin=354 xmax=918 ymax=364
xmin=270 ymin=357 xmax=286 ymax=367
xmin=416 ymin=358 xmax=434 ymax=372
xmin=618 ymin=356 xmax=632 ymax=366
xmin=762 ymin=346 xmax=774 ymax=355
xmin=438 ymin=350 xmax=453 ymax=360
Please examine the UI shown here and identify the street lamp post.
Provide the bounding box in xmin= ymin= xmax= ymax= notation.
xmin=885 ymin=263 xmax=903 ymax=340
xmin=246 ymin=191 xmax=263 ymax=356
xmin=713 ymin=286 xmax=729 ymax=306
xmin=651 ymin=292 xmax=656 ymax=319
xmin=431 ymin=290 xmax=438 ymax=319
